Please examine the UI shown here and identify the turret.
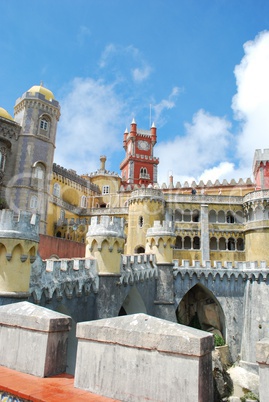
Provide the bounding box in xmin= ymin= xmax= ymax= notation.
xmin=146 ymin=220 xmax=175 ymax=263
xmin=253 ymin=149 xmax=269 ymax=189
xmin=7 ymin=84 xmax=61 ymax=234
xmin=126 ymin=188 xmax=165 ymax=254
xmin=0 ymin=210 xmax=39 ymax=298
xmin=85 ymin=216 xmax=125 ymax=274
xmin=129 ymin=118 xmax=137 ymax=139
xmin=150 ymin=122 xmax=157 ymax=145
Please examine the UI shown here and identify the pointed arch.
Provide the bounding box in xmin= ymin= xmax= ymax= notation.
xmin=119 ymin=286 xmax=147 ymax=315
xmin=176 ymin=283 xmax=226 ymax=340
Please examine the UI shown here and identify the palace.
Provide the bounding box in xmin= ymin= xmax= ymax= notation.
xmin=1 ymin=84 xmax=269 ymax=265
xmin=1 ymin=84 xmax=269 ymax=399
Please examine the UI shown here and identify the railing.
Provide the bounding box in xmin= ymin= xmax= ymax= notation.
xmin=243 ymin=189 xmax=269 ymax=203
xmin=165 ymin=194 xmax=244 ymax=204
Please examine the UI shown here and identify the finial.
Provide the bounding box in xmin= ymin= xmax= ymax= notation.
xmin=131 ymin=118 xmax=136 ymax=124
xmin=40 ymin=80 xmax=44 ymax=87
xmin=151 ymin=121 xmax=156 ymax=128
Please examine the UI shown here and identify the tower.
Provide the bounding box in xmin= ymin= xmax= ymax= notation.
xmin=120 ymin=119 xmax=159 ymax=186
xmin=253 ymin=149 xmax=269 ymax=189
xmin=7 ymin=84 xmax=61 ymax=234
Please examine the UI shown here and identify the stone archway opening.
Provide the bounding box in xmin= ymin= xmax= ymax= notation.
xmin=176 ymin=284 xmax=225 ymax=340
xmin=118 ymin=286 xmax=147 ymax=316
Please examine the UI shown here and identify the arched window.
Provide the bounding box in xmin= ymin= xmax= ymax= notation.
xmin=0 ymin=147 xmax=7 ymax=171
xmin=81 ymin=195 xmax=87 ymax=208
xmin=175 ymin=236 xmax=182 ymax=249
xmin=237 ymin=238 xmax=245 ymax=251
xmin=226 ymin=211 xmax=235 ymax=223
xmin=183 ymin=209 xmax=191 ymax=222
xmin=140 ymin=167 xmax=148 ymax=179
xmin=210 ymin=237 xmax=217 ymax=250
xmin=175 ymin=210 xmax=183 ymax=221
xmin=228 ymin=238 xmax=235 ymax=250
xmin=219 ymin=237 xmax=226 ymax=250
xmin=32 ymin=162 xmax=45 ymax=189
xmin=209 ymin=210 xmax=217 ymax=223
xmin=53 ymin=183 xmax=60 ymax=197
xmin=192 ymin=210 xmax=200 ymax=222
xmin=218 ymin=210 xmax=225 ymax=223
xmin=30 ymin=195 xmax=38 ymax=209
xmin=193 ymin=236 xmax=200 ymax=249
xmin=39 ymin=115 xmax=51 ymax=137
xmin=184 ymin=236 xmax=191 ymax=249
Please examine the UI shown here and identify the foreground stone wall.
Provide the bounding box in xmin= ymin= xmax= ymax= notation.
xmin=0 ymin=301 xmax=71 ymax=377
xmin=75 ymin=313 xmax=214 ymax=402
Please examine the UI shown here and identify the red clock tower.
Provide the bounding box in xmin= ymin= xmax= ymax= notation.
xmin=120 ymin=119 xmax=159 ymax=186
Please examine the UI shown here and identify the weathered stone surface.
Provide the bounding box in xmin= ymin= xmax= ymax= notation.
xmin=256 ymin=338 xmax=269 ymax=402
xmin=0 ymin=301 xmax=71 ymax=377
xmin=75 ymin=313 xmax=214 ymax=402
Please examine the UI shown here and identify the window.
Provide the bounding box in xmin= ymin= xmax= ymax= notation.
xmin=0 ymin=148 xmax=6 ymax=171
xmin=35 ymin=165 xmax=44 ymax=179
xmin=60 ymin=209 xmax=65 ymax=221
xmin=138 ymin=216 xmax=144 ymax=228
xmin=81 ymin=195 xmax=87 ymax=208
xmin=30 ymin=196 xmax=38 ymax=209
xmin=53 ymin=183 xmax=61 ymax=197
xmin=102 ymin=185 xmax=110 ymax=194
xmin=40 ymin=119 xmax=48 ymax=130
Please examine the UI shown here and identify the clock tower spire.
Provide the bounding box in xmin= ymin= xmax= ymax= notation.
xmin=120 ymin=119 xmax=159 ymax=187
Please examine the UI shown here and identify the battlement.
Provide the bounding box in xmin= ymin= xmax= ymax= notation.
xmin=161 ymin=177 xmax=253 ymax=190
xmin=253 ymin=148 xmax=269 ymax=173
xmin=0 ymin=210 xmax=40 ymax=242
xmin=146 ymin=220 xmax=175 ymax=236
xmin=87 ymin=216 xmax=125 ymax=238
xmin=120 ymin=253 xmax=158 ymax=285
xmin=30 ymin=257 xmax=99 ymax=303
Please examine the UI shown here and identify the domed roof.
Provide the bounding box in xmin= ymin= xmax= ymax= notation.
xmin=0 ymin=107 xmax=14 ymax=121
xmin=28 ymin=84 xmax=55 ymax=101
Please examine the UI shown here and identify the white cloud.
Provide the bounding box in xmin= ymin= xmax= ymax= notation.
xmin=156 ymin=109 xmax=232 ymax=185
xmin=55 ymin=77 xmax=125 ymax=174
xmin=77 ymin=26 xmax=91 ymax=47
xmin=132 ymin=65 xmax=152 ymax=82
xmin=232 ymin=31 xmax=269 ymax=168
xmin=153 ymin=87 xmax=181 ymax=125
xmin=156 ymin=31 xmax=269 ymax=186
xmin=99 ymin=43 xmax=152 ymax=83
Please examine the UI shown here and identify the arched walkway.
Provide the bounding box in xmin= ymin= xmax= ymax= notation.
xmin=176 ymin=283 xmax=225 ymax=340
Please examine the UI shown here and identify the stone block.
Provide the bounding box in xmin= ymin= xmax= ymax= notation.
xmin=75 ymin=313 xmax=214 ymax=402
xmin=256 ymin=338 xmax=269 ymax=402
xmin=0 ymin=301 xmax=71 ymax=377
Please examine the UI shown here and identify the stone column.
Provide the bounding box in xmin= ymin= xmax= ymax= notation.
xmin=200 ymin=204 xmax=210 ymax=263
xmin=154 ymin=262 xmax=176 ymax=322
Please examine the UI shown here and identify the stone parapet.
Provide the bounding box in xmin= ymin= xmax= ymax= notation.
xmin=0 ymin=301 xmax=71 ymax=377
xmin=173 ymin=259 xmax=269 ymax=281
xmin=30 ymin=256 xmax=99 ymax=303
xmin=120 ymin=253 xmax=158 ymax=285
xmin=75 ymin=313 xmax=214 ymax=402
xmin=0 ymin=209 xmax=39 ymax=242
xmin=87 ymin=215 xmax=125 ymax=238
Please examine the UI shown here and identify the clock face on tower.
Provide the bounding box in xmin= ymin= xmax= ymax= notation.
xmin=137 ymin=140 xmax=150 ymax=151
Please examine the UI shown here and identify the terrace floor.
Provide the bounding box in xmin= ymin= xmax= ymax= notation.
xmin=0 ymin=366 xmax=119 ymax=402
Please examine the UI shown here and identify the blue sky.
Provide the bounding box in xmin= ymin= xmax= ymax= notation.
xmin=1 ymin=0 xmax=269 ymax=185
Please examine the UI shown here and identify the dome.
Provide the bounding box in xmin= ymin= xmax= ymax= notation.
xmin=28 ymin=84 xmax=55 ymax=101
xmin=0 ymin=107 xmax=14 ymax=121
